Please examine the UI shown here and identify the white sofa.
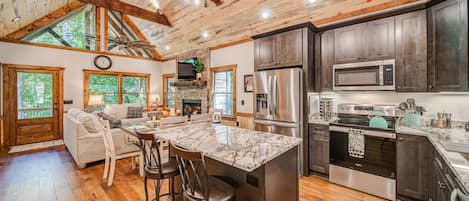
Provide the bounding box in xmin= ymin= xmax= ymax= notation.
xmin=103 ymin=104 xmax=149 ymax=125
xmin=64 ymin=105 xmax=148 ymax=169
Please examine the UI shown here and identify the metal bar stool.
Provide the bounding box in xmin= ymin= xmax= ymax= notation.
xmin=171 ymin=143 xmax=236 ymax=201
xmin=135 ymin=130 xmax=180 ymax=201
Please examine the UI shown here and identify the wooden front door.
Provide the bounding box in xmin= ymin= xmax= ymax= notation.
xmin=3 ymin=64 xmax=64 ymax=146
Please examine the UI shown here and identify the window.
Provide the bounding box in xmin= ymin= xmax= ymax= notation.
xmin=211 ymin=65 xmax=236 ymax=116
xmin=22 ymin=5 xmax=96 ymax=50
xmin=122 ymin=76 xmax=147 ymax=106
xmin=88 ymin=74 xmax=119 ymax=104
xmin=162 ymin=74 xmax=176 ymax=108
xmin=84 ymin=70 xmax=149 ymax=108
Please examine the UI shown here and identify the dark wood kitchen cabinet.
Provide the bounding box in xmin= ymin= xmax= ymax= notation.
xmin=396 ymin=133 xmax=431 ymax=201
xmin=309 ymin=124 xmax=329 ymax=175
xmin=254 ymin=29 xmax=303 ymax=70
xmin=319 ymin=30 xmax=334 ymax=91
xmin=427 ymin=0 xmax=468 ymax=92
xmin=362 ymin=17 xmax=395 ymax=61
xmin=395 ymin=10 xmax=428 ymax=92
xmin=334 ymin=24 xmax=363 ymax=64
xmin=254 ymin=36 xmax=276 ymax=69
xmin=275 ymin=29 xmax=303 ymax=67
xmin=333 ymin=17 xmax=395 ymax=64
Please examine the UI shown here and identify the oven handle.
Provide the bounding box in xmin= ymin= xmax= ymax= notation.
xmin=329 ymin=126 xmax=396 ymax=139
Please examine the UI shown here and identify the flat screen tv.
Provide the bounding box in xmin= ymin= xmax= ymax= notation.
xmin=178 ymin=60 xmax=196 ymax=80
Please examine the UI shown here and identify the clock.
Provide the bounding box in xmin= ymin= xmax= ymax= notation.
xmin=94 ymin=55 xmax=112 ymax=70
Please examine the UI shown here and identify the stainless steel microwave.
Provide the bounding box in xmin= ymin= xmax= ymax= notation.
xmin=333 ymin=59 xmax=395 ymax=91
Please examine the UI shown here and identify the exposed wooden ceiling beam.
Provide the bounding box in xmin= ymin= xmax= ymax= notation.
xmin=2 ymin=1 xmax=86 ymax=41
xmin=122 ymin=15 xmax=162 ymax=60
xmin=78 ymin=0 xmax=171 ymax=27
xmin=211 ymin=0 xmax=224 ymax=6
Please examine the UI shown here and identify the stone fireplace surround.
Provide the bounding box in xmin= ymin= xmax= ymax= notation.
xmin=173 ymin=48 xmax=211 ymax=114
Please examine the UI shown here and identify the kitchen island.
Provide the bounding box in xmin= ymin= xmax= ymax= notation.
xmin=122 ymin=122 xmax=302 ymax=201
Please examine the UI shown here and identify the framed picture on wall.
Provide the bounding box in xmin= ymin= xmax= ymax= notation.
xmin=244 ymin=74 xmax=253 ymax=92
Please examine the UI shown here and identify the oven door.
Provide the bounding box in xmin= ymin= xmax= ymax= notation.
xmin=329 ymin=126 xmax=396 ymax=179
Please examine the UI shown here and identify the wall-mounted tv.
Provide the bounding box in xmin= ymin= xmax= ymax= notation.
xmin=178 ymin=58 xmax=197 ymax=80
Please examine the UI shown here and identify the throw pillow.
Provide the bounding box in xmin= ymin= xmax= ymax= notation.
xmin=101 ymin=113 xmax=122 ymax=129
xmin=76 ymin=113 xmax=103 ymax=134
xmin=127 ymin=106 xmax=144 ymax=118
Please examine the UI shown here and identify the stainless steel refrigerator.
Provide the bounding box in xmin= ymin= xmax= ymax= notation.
xmin=253 ymin=67 xmax=303 ymax=173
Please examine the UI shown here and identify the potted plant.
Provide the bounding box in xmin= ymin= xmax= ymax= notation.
xmin=193 ymin=60 xmax=204 ymax=80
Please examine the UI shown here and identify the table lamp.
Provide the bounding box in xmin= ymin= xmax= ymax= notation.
xmin=87 ymin=95 xmax=104 ymax=113
xmin=150 ymin=94 xmax=161 ymax=110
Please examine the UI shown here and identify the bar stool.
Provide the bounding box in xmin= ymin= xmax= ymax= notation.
xmin=135 ymin=130 xmax=180 ymax=201
xmin=170 ymin=143 xmax=236 ymax=201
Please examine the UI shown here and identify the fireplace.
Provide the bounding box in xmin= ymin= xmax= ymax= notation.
xmin=182 ymin=99 xmax=202 ymax=116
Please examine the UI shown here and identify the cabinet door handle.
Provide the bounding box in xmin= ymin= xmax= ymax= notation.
xmin=428 ymin=85 xmax=434 ymax=89
xmin=398 ymin=137 xmax=405 ymax=141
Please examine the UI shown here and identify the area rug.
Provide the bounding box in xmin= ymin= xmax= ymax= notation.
xmin=8 ymin=140 xmax=64 ymax=154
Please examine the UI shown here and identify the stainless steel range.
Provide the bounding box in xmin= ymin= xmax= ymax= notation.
xmin=329 ymin=104 xmax=397 ymax=201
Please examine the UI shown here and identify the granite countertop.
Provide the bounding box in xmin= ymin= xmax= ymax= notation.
xmin=396 ymin=126 xmax=469 ymax=193
xmin=124 ymin=122 xmax=302 ymax=172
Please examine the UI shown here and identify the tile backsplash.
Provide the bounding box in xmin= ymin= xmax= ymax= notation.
xmin=319 ymin=91 xmax=469 ymax=121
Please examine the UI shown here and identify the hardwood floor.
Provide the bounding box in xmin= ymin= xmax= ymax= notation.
xmin=0 ymin=146 xmax=385 ymax=201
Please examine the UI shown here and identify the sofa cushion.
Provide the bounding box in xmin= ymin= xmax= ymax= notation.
xmin=127 ymin=106 xmax=144 ymax=118
xmin=101 ymin=113 xmax=122 ymax=129
xmin=68 ymin=108 xmax=82 ymax=119
xmin=76 ymin=112 xmax=103 ymax=134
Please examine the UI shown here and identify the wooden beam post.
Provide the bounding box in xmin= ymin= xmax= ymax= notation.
xmin=78 ymin=0 xmax=171 ymax=27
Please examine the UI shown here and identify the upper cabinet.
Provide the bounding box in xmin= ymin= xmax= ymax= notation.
xmin=334 ymin=17 xmax=395 ymax=64
xmin=254 ymin=29 xmax=303 ymax=70
xmin=334 ymin=24 xmax=363 ymax=63
xmin=319 ymin=30 xmax=334 ymax=91
xmin=362 ymin=17 xmax=395 ymax=61
xmin=427 ymin=0 xmax=468 ymax=92
xmin=395 ymin=10 xmax=428 ymax=92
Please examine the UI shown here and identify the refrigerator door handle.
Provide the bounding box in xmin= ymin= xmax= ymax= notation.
xmin=254 ymin=119 xmax=298 ymax=128
xmin=272 ymin=75 xmax=278 ymax=116
xmin=269 ymin=75 xmax=274 ymax=115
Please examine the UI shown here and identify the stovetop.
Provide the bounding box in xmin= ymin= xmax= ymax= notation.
xmin=330 ymin=113 xmax=397 ymax=132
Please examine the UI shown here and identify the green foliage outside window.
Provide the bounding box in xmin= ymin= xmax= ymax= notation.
xmin=123 ymin=76 xmax=147 ymax=106
xmin=89 ymin=74 xmax=119 ymax=104
xmin=22 ymin=5 xmax=96 ymax=50
xmin=17 ymin=73 xmax=53 ymax=119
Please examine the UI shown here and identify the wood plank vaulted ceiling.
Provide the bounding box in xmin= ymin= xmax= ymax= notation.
xmin=0 ymin=0 xmax=419 ymax=60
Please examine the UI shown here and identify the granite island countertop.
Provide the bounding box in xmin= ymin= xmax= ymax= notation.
xmin=397 ymin=126 xmax=469 ymax=193
xmin=123 ymin=122 xmax=302 ymax=172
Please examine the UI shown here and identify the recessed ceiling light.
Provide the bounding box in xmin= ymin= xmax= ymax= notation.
xmin=150 ymin=0 xmax=160 ymax=9
xmin=261 ymin=8 xmax=271 ymax=19
xmin=11 ymin=16 xmax=21 ymax=23
xmin=202 ymin=31 xmax=209 ymax=38
xmin=194 ymin=0 xmax=201 ymax=6
xmin=307 ymin=0 xmax=317 ymax=3
xmin=165 ymin=45 xmax=170 ymax=50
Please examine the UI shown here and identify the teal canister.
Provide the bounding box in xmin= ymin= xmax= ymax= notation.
xmin=404 ymin=112 xmax=421 ymax=128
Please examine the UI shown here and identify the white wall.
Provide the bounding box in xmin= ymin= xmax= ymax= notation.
xmin=320 ymin=91 xmax=469 ymax=121
xmin=210 ymin=42 xmax=255 ymax=114
xmin=0 ymin=42 xmax=163 ymax=110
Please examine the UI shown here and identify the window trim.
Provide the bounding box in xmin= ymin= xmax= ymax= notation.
xmin=162 ymin=73 xmax=176 ymax=108
xmin=210 ymin=64 xmax=237 ymax=117
xmin=83 ymin=69 xmax=150 ymax=108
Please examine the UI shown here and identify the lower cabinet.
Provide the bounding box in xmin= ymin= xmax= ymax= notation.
xmin=396 ymin=134 xmax=431 ymax=201
xmin=308 ymin=124 xmax=329 ymax=175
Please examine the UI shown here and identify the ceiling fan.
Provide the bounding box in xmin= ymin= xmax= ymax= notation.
xmin=108 ymin=12 xmax=156 ymax=52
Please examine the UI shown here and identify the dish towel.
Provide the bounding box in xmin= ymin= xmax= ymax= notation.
xmin=348 ymin=129 xmax=365 ymax=158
